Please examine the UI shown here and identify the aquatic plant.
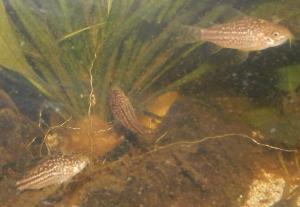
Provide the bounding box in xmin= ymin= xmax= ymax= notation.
xmin=1 ymin=0 xmax=298 ymax=155
xmin=1 ymin=0 xmax=247 ymax=120
xmin=0 ymin=0 xmax=229 ymax=155
xmin=2 ymin=0 xmax=300 ymax=206
xmin=278 ymin=64 xmax=300 ymax=94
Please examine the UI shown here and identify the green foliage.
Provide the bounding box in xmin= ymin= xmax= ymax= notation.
xmin=2 ymin=0 xmax=233 ymax=120
xmin=245 ymin=0 xmax=300 ymax=37
xmin=278 ymin=64 xmax=300 ymax=93
xmin=246 ymin=0 xmax=300 ymax=20
xmin=4 ymin=0 xmax=296 ymax=121
xmin=241 ymin=106 xmax=300 ymax=147
xmin=0 ymin=0 xmax=49 ymax=96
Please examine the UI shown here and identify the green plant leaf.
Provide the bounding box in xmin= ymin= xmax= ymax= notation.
xmin=0 ymin=0 xmax=50 ymax=96
xmin=278 ymin=64 xmax=300 ymax=93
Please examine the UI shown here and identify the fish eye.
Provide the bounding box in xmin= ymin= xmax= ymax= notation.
xmin=272 ymin=32 xmax=279 ymax=37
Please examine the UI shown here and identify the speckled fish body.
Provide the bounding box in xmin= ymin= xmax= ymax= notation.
xmin=16 ymin=154 xmax=89 ymax=191
xmin=108 ymin=87 xmax=152 ymax=135
xmin=199 ymin=17 xmax=292 ymax=51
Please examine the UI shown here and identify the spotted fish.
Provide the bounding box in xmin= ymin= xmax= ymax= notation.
xmin=108 ymin=87 xmax=152 ymax=135
xmin=16 ymin=154 xmax=90 ymax=191
xmin=183 ymin=16 xmax=293 ymax=51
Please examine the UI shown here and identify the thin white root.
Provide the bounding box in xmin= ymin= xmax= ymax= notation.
xmin=154 ymin=133 xmax=297 ymax=153
xmin=40 ymin=117 xmax=73 ymax=155
xmin=87 ymin=49 xmax=97 ymax=119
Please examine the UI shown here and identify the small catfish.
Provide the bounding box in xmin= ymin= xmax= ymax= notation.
xmin=108 ymin=87 xmax=153 ymax=136
xmin=181 ymin=16 xmax=293 ymax=51
xmin=16 ymin=154 xmax=89 ymax=191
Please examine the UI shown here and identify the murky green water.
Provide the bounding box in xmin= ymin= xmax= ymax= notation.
xmin=1 ymin=0 xmax=300 ymax=206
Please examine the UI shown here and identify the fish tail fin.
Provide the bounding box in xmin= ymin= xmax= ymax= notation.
xmin=172 ymin=23 xmax=203 ymax=47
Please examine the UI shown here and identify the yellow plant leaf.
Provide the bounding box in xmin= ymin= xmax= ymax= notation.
xmin=0 ymin=0 xmax=31 ymax=73
xmin=0 ymin=0 xmax=50 ymax=96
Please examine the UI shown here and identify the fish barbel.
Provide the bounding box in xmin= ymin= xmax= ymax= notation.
xmin=184 ymin=16 xmax=293 ymax=51
xmin=16 ymin=154 xmax=89 ymax=191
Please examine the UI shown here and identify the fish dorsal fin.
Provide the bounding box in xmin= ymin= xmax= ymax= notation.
xmin=197 ymin=4 xmax=243 ymax=27
xmin=238 ymin=15 xmax=255 ymax=21
xmin=271 ymin=16 xmax=283 ymax=24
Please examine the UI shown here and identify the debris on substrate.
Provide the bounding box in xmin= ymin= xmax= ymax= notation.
xmin=2 ymin=96 xmax=300 ymax=207
xmin=0 ymin=89 xmax=45 ymax=206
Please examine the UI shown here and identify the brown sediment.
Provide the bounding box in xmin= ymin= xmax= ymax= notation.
xmin=0 ymin=90 xmax=41 ymax=165
xmin=0 ymin=89 xmax=18 ymax=113
xmin=59 ymin=115 xmax=124 ymax=157
xmin=32 ymin=97 xmax=298 ymax=207
xmin=2 ymin=96 xmax=300 ymax=206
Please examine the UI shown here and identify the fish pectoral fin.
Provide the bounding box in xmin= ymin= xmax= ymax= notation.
xmin=204 ymin=43 xmax=222 ymax=56
xmin=234 ymin=51 xmax=250 ymax=64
